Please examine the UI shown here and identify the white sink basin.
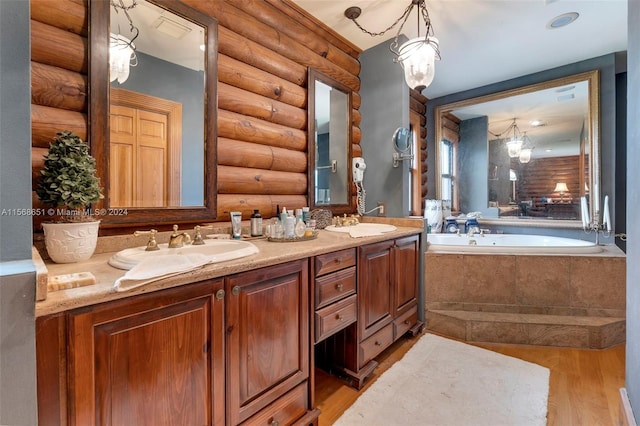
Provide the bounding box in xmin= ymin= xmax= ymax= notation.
xmin=324 ymin=223 xmax=397 ymax=233
xmin=109 ymin=239 xmax=259 ymax=270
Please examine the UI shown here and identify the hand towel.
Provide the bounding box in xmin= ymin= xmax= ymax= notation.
xmin=114 ymin=253 xmax=211 ymax=292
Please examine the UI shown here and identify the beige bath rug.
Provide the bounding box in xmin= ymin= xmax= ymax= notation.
xmin=334 ymin=333 xmax=549 ymax=426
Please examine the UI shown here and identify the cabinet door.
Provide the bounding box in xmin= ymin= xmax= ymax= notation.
xmin=393 ymin=235 xmax=419 ymax=315
xmin=226 ymin=259 xmax=310 ymax=425
xmin=358 ymin=240 xmax=394 ymax=340
xmin=68 ymin=279 xmax=225 ymax=426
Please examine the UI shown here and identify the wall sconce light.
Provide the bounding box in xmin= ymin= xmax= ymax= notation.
xmin=344 ymin=0 xmax=441 ymax=90
xmin=553 ymin=182 xmax=569 ymax=203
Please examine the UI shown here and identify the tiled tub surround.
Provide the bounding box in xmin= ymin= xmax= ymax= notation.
xmin=425 ymin=245 xmax=626 ymax=348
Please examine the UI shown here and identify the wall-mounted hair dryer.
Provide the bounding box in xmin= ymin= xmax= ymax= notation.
xmin=353 ymin=157 xmax=366 ymax=183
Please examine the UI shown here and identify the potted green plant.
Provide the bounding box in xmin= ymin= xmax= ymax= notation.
xmin=36 ymin=131 xmax=104 ymax=263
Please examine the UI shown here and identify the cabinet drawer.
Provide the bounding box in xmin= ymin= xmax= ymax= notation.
xmin=360 ymin=323 xmax=394 ymax=367
xmin=393 ymin=306 xmax=418 ymax=339
xmin=314 ymin=248 xmax=356 ymax=276
xmin=315 ymin=266 xmax=356 ymax=308
xmin=315 ymin=294 xmax=357 ymax=343
xmin=240 ymin=381 xmax=308 ymax=426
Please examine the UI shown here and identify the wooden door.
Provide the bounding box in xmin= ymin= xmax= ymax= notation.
xmin=392 ymin=235 xmax=419 ymax=315
xmin=110 ymin=88 xmax=182 ymax=207
xmin=67 ymin=280 xmax=225 ymax=426
xmin=358 ymin=240 xmax=394 ymax=340
xmin=226 ymin=260 xmax=310 ymax=425
xmin=110 ymin=106 xmax=168 ymax=207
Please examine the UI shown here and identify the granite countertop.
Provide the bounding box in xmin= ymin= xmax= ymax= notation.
xmin=36 ymin=218 xmax=423 ymax=317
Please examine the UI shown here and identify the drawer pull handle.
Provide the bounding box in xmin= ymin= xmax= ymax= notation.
xmin=404 ymin=320 xmax=410 ymax=325
xmin=336 ymin=283 xmax=344 ymax=291
xmin=334 ymin=257 xmax=343 ymax=264
xmin=336 ymin=314 xmax=344 ymax=322
xmin=215 ymin=289 xmax=225 ymax=300
xmin=375 ymin=341 xmax=381 ymax=346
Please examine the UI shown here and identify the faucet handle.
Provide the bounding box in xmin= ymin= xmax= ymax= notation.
xmin=192 ymin=225 xmax=214 ymax=245
xmin=134 ymin=229 xmax=160 ymax=251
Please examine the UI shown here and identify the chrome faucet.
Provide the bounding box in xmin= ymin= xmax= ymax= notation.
xmin=168 ymin=224 xmax=192 ymax=248
xmin=467 ymin=226 xmax=480 ymax=237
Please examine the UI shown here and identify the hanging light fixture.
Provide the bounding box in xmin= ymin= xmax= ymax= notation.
xmin=344 ymin=0 xmax=441 ymax=90
xmin=503 ymin=118 xmax=523 ymax=158
xmin=518 ymin=132 xmax=533 ymax=164
xmin=110 ymin=0 xmax=139 ymax=84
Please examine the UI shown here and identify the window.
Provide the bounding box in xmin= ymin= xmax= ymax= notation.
xmin=440 ymin=140 xmax=455 ymax=207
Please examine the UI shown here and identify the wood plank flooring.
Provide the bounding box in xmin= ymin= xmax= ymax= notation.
xmin=315 ymin=333 xmax=625 ymax=425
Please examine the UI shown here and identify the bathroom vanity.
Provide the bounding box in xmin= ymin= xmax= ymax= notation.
xmin=35 ymin=219 xmax=423 ymax=426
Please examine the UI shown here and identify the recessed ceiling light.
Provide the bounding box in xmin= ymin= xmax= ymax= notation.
xmin=547 ymin=12 xmax=579 ymax=29
xmin=545 ymin=148 xmax=553 ymax=152
xmin=530 ymin=120 xmax=545 ymax=127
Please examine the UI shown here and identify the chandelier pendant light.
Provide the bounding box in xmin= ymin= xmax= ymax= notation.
xmin=110 ymin=0 xmax=139 ymax=84
xmin=345 ymin=0 xmax=441 ymax=90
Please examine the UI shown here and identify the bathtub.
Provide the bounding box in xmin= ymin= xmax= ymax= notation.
xmin=427 ymin=233 xmax=602 ymax=254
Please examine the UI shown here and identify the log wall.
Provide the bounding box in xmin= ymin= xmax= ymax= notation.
xmin=29 ymin=0 xmax=363 ymax=229
xmin=410 ymin=88 xmax=428 ymax=211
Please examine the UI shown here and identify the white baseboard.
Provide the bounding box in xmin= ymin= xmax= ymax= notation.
xmin=620 ymin=388 xmax=638 ymax=426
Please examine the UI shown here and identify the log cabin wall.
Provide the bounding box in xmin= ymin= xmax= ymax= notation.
xmin=410 ymin=88 xmax=428 ymax=211
xmin=29 ymin=0 xmax=363 ymax=231
xmin=517 ymin=155 xmax=581 ymax=206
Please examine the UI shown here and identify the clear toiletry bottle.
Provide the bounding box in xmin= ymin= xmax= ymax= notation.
xmin=250 ymin=209 xmax=262 ymax=237
xmin=285 ymin=211 xmax=295 ymax=238
xmin=294 ymin=215 xmax=306 ymax=238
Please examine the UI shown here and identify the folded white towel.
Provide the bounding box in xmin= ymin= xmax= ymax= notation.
xmin=114 ymin=253 xmax=211 ymax=292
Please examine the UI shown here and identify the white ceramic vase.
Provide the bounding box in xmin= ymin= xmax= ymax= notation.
xmin=42 ymin=221 xmax=100 ymax=263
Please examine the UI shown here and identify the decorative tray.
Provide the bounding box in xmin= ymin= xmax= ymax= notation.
xmin=267 ymin=230 xmax=318 ymax=243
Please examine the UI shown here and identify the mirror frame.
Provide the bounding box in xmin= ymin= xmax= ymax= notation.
xmin=307 ymin=68 xmax=353 ymax=215
xmin=434 ymin=70 xmax=600 ymax=224
xmin=90 ymin=0 xmax=218 ymax=226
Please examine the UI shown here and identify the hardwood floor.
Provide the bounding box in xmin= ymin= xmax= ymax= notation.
xmin=315 ymin=332 xmax=625 ymax=425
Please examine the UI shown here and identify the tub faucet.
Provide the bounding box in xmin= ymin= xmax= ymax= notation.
xmin=169 ymin=224 xmax=192 ymax=248
xmin=467 ymin=227 xmax=480 ymax=237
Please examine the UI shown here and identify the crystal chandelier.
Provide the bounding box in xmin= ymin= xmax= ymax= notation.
xmin=344 ymin=0 xmax=441 ymax=90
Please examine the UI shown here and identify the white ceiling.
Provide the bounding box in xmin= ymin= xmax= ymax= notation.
xmin=291 ymin=0 xmax=627 ymax=99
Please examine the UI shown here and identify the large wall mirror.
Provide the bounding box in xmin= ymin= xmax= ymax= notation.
xmin=90 ymin=0 xmax=217 ymax=225
xmin=308 ymin=69 xmax=353 ymax=214
xmin=435 ymin=70 xmax=600 ymax=224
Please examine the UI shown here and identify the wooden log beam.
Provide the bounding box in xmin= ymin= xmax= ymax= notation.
xmin=30 ymin=0 xmax=87 ymax=36
xmin=219 ymin=82 xmax=306 ymax=130
xmin=352 ymin=92 xmax=361 ymax=110
xmin=352 ymin=144 xmax=362 ymax=158
xmin=217 ymin=165 xmax=307 ymax=195
xmin=191 ymin=0 xmax=360 ymax=91
xmin=218 ymin=138 xmax=307 ymax=173
xmin=31 ymin=62 xmax=87 ymax=112
xmin=218 ymin=26 xmax=306 ymax=86
xmin=410 ymin=96 xmax=426 ymax=115
xmin=31 ymin=20 xmax=87 ymax=74
xmin=32 ymin=147 xmax=48 ymax=189
xmin=352 ymin=126 xmax=361 ymax=145
xmin=217 ymin=194 xmax=307 ymax=221
xmin=263 ymin=0 xmax=361 ymax=59
xmin=32 ymin=105 xmax=87 ymax=148
xmin=218 ymin=54 xmax=307 ymax=108
xmin=218 ymin=110 xmax=307 ymax=151
xmin=352 ymin=109 xmax=361 ymax=127
xmin=228 ymin=0 xmax=360 ymax=76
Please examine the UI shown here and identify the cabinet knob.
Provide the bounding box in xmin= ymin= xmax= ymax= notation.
xmin=336 ymin=314 xmax=344 ymax=322
xmin=334 ymin=257 xmax=343 ymax=264
xmin=215 ymin=289 xmax=225 ymax=300
xmin=231 ymin=286 xmax=241 ymax=296
xmin=375 ymin=341 xmax=381 ymax=346
xmin=404 ymin=319 xmax=410 ymax=325
xmin=336 ymin=283 xmax=344 ymax=291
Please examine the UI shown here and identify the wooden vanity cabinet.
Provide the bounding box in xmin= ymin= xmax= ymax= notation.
xmin=37 ymin=259 xmax=319 ymax=426
xmin=67 ymin=279 xmax=225 ymax=426
xmin=225 ymin=259 xmax=316 ymax=425
xmin=316 ymin=234 xmax=421 ymax=389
